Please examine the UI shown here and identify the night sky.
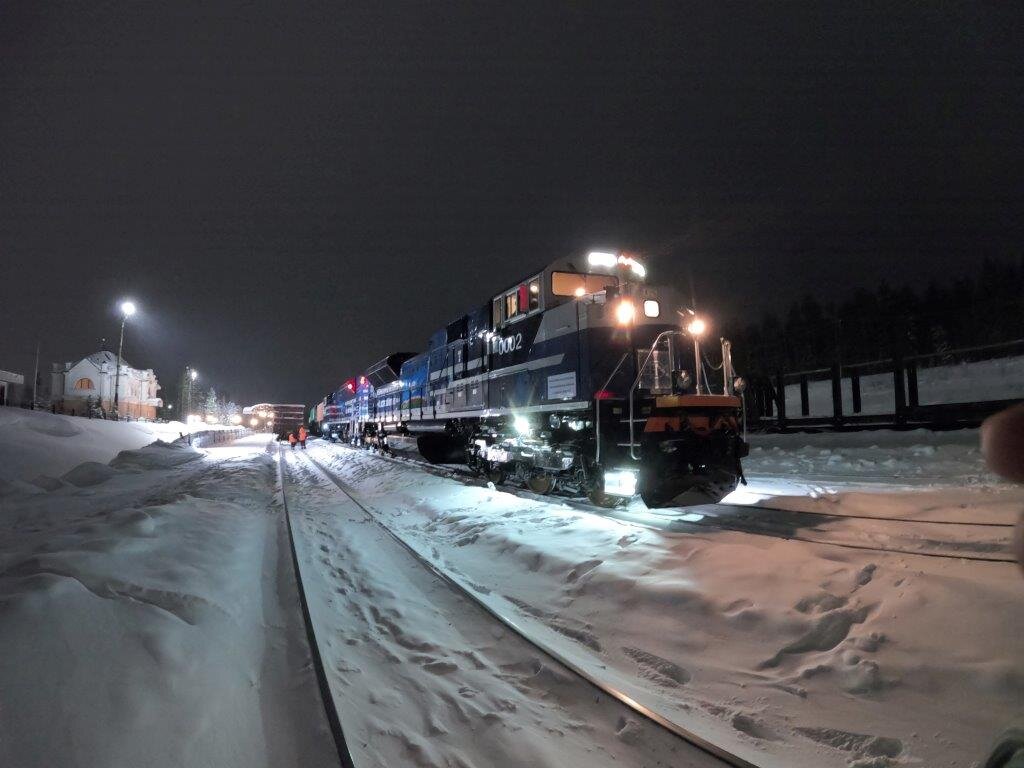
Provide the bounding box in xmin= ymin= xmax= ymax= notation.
xmin=2 ymin=2 xmax=1021 ymax=407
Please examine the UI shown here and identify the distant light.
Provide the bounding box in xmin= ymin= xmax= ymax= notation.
xmin=604 ymin=469 xmax=638 ymax=497
xmin=643 ymin=299 xmax=660 ymax=318
xmin=687 ymin=317 xmax=707 ymax=336
xmin=120 ymin=301 xmax=137 ymax=317
xmin=190 ymin=369 xmax=198 ymax=381
xmin=587 ymin=251 xmax=618 ymax=268
xmin=229 ymin=414 xmax=243 ymax=425
xmin=250 ymin=417 xmax=259 ymax=427
xmin=205 ymin=414 xmax=218 ymax=424
xmin=574 ymin=286 xmax=586 ymax=297
xmin=615 ymin=300 xmax=636 ymax=325
xmin=514 ymin=416 xmax=531 ymax=435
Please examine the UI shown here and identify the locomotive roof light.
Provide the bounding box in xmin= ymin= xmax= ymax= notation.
xmin=687 ymin=317 xmax=707 ymax=337
xmin=615 ymin=299 xmax=636 ymax=325
xmin=587 ymin=251 xmax=618 ymax=268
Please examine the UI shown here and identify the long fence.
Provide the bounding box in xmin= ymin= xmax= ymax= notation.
xmin=173 ymin=428 xmax=251 ymax=447
xmin=746 ymin=339 xmax=1024 ymax=431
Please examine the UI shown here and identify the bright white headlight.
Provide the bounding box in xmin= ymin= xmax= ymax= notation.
xmin=604 ymin=469 xmax=638 ymax=497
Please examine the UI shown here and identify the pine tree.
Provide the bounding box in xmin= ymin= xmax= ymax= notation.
xmin=203 ymin=388 xmax=219 ymax=420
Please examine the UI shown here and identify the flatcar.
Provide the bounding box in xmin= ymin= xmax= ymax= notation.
xmin=333 ymin=251 xmax=748 ymax=507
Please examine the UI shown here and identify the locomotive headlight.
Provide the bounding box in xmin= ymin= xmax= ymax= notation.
xmin=514 ymin=416 xmax=531 ymax=435
xmin=250 ymin=417 xmax=259 ymax=427
xmin=230 ymin=414 xmax=242 ymax=425
xmin=687 ymin=317 xmax=707 ymax=336
xmin=604 ymin=469 xmax=638 ymax=497
xmin=615 ymin=299 xmax=636 ymax=325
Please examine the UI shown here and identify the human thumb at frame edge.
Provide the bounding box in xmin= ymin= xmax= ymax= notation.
xmin=981 ymin=402 xmax=1024 ymax=575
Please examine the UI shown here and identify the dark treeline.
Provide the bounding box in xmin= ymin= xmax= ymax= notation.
xmin=727 ymin=257 xmax=1024 ymax=375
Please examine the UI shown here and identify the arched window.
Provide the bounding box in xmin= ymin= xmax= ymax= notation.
xmin=74 ymin=378 xmax=95 ymax=390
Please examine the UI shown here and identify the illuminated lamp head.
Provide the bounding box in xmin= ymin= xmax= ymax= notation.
xmin=615 ymin=299 xmax=636 ymax=325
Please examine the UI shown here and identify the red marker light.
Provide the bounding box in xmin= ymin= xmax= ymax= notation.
xmin=594 ymin=389 xmax=616 ymax=400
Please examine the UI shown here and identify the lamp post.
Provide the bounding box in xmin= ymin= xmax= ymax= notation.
xmin=113 ymin=301 xmax=136 ymax=420
xmin=185 ymin=367 xmax=198 ymax=421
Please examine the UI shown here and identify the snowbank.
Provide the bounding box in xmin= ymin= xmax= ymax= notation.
xmin=0 ymin=406 xmax=233 ymax=493
xmin=0 ymin=432 xmax=335 ymax=768
xmin=312 ymin=443 xmax=1024 ymax=768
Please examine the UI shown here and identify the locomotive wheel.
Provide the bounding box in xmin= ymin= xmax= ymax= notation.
xmin=527 ymin=474 xmax=556 ymax=495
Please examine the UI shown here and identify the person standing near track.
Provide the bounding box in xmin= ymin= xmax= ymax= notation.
xmin=288 ymin=431 xmax=298 ymax=450
xmin=298 ymin=424 xmax=309 ymax=449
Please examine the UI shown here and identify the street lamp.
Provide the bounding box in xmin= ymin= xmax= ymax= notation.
xmin=113 ymin=300 xmax=137 ymax=420
xmin=185 ymin=367 xmax=199 ymax=422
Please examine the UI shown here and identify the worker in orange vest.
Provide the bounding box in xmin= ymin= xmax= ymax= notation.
xmin=298 ymin=424 xmax=309 ymax=449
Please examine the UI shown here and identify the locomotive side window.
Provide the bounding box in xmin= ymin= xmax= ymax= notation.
xmin=505 ymin=291 xmax=519 ymax=320
xmin=551 ymin=271 xmax=617 ymax=297
xmin=492 ymin=297 xmax=503 ymax=328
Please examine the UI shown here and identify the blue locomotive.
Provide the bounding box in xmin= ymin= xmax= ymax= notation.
xmin=321 ymin=251 xmax=748 ymax=507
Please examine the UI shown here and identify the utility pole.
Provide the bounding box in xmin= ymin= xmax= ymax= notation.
xmin=32 ymin=340 xmax=39 ymax=410
xmin=112 ymin=302 xmax=137 ymax=420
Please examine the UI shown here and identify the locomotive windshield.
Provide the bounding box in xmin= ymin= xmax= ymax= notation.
xmin=551 ymin=271 xmax=619 ymax=297
xmin=635 ymin=335 xmax=676 ymax=394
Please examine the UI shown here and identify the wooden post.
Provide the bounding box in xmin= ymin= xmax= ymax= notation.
xmin=907 ymin=360 xmax=919 ymax=409
xmin=851 ymin=372 xmax=862 ymax=413
xmin=893 ymin=356 xmax=906 ymax=426
xmin=775 ymin=371 xmax=787 ymax=430
xmin=799 ymin=375 xmax=810 ymax=417
xmin=831 ymin=364 xmax=844 ymax=426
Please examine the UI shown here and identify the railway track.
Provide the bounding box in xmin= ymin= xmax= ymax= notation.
xmin=283 ymin=447 xmax=755 ymax=768
xmin=318 ymin=440 xmax=1018 ymax=565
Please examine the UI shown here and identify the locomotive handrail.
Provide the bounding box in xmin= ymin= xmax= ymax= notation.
xmin=594 ymin=351 xmax=630 ymax=465
xmin=628 ymin=330 xmax=681 ymax=460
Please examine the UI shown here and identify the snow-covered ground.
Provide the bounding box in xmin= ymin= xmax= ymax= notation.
xmin=283 ymin=453 xmax=725 ymax=767
xmin=0 ymin=425 xmax=337 ymax=768
xmin=309 ymin=435 xmax=1024 ymax=768
xmin=0 ymin=405 xmax=234 ymax=495
xmin=2 ymin=408 xmax=1021 ymax=768
xmin=784 ymin=354 xmax=1024 ymax=417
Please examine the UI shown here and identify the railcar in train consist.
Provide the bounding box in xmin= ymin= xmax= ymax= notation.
xmin=314 ymin=252 xmax=749 ymax=507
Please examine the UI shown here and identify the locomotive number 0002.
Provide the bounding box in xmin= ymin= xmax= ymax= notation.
xmin=491 ymin=333 xmax=523 ymax=355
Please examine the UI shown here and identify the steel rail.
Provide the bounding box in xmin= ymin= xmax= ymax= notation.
xmin=298 ymin=451 xmax=757 ymax=768
xmin=274 ymin=448 xmax=358 ymax=768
